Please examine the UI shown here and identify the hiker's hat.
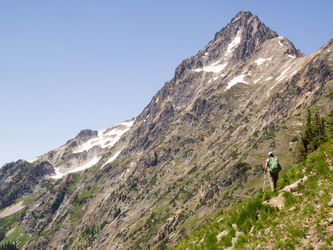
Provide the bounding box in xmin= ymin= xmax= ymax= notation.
xmin=268 ymin=151 xmax=273 ymax=156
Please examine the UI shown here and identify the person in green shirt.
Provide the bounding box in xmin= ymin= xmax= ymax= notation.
xmin=265 ymin=151 xmax=282 ymax=192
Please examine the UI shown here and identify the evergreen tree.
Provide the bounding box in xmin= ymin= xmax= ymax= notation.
xmin=301 ymin=109 xmax=314 ymax=153
xmin=0 ymin=241 xmax=18 ymax=250
xmin=299 ymin=109 xmax=329 ymax=161
xmin=0 ymin=230 xmax=5 ymax=242
xmin=320 ymin=117 xmax=326 ymax=141
xmin=328 ymin=109 xmax=333 ymax=134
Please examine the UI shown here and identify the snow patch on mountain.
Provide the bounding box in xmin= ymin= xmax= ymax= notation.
xmin=28 ymin=158 xmax=39 ymax=164
xmin=70 ymin=156 xmax=101 ymax=173
xmin=276 ymin=67 xmax=291 ymax=83
xmin=193 ymin=60 xmax=228 ymax=73
xmin=51 ymin=156 xmax=102 ymax=179
xmin=254 ymin=77 xmax=263 ymax=83
xmin=226 ymin=30 xmax=242 ymax=54
xmin=128 ymin=162 xmax=136 ymax=172
xmin=226 ymin=74 xmax=249 ymax=90
xmin=193 ymin=30 xmax=242 ymax=74
xmin=45 ymin=119 xmax=134 ymax=179
xmin=291 ymin=70 xmax=298 ymax=77
xmin=74 ymin=120 xmax=134 ymax=153
xmin=101 ymin=149 xmax=123 ymax=169
xmin=255 ymin=57 xmax=272 ymax=66
xmin=278 ymin=37 xmax=285 ymax=47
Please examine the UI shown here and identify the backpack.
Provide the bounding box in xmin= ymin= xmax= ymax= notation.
xmin=268 ymin=156 xmax=282 ymax=173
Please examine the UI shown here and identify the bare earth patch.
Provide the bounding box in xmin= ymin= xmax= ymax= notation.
xmin=0 ymin=201 xmax=25 ymax=218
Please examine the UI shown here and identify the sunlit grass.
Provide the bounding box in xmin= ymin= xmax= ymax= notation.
xmin=172 ymin=139 xmax=333 ymax=249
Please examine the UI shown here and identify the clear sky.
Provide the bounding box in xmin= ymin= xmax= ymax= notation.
xmin=1 ymin=0 xmax=333 ymax=167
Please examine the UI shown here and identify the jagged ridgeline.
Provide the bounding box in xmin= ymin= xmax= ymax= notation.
xmin=1 ymin=11 xmax=333 ymax=249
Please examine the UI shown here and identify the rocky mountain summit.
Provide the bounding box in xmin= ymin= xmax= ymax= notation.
xmin=1 ymin=11 xmax=333 ymax=249
xmin=36 ymin=119 xmax=134 ymax=178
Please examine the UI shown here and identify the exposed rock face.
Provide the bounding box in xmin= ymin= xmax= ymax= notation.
xmin=126 ymin=12 xmax=305 ymax=159
xmin=0 ymin=160 xmax=54 ymax=210
xmin=211 ymin=11 xmax=280 ymax=64
xmin=75 ymin=129 xmax=98 ymax=140
xmin=1 ymin=11 xmax=333 ymax=250
xmin=30 ymin=161 xmax=55 ymax=177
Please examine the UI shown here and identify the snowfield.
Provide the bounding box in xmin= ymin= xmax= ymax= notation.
xmin=73 ymin=120 xmax=134 ymax=154
xmin=276 ymin=67 xmax=291 ymax=83
xmin=50 ymin=120 xmax=134 ymax=179
xmin=51 ymin=156 xmax=102 ymax=179
xmin=255 ymin=57 xmax=272 ymax=66
xmin=226 ymin=30 xmax=242 ymax=54
xmin=226 ymin=74 xmax=249 ymax=90
xmin=101 ymin=149 xmax=123 ymax=169
xmin=193 ymin=60 xmax=228 ymax=73
xmin=192 ymin=30 xmax=243 ymax=74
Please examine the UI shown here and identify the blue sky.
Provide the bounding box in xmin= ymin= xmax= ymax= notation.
xmin=1 ymin=0 xmax=333 ymax=167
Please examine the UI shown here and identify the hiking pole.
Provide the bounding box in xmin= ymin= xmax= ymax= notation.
xmin=262 ymin=159 xmax=268 ymax=193
xmin=263 ymin=172 xmax=266 ymax=193
xmin=263 ymin=160 xmax=267 ymax=193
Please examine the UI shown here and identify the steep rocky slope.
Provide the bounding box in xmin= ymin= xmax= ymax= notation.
xmin=1 ymin=11 xmax=333 ymax=249
xmin=173 ymin=137 xmax=333 ymax=249
xmin=0 ymin=160 xmax=54 ymax=210
xmin=0 ymin=120 xmax=134 ymax=211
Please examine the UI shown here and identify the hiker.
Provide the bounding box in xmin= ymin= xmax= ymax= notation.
xmin=265 ymin=151 xmax=282 ymax=192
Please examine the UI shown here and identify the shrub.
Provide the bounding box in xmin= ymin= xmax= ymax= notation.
xmin=234 ymin=233 xmax=248 ymax=249
xmin=282 ymin=192 xmax=297 ymax=209
xmin=291 ymin=136 xmax=299 ymax=143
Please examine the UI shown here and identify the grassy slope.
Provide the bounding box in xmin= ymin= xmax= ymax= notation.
xmin=172 ymin=137 xmax=333 ymax=249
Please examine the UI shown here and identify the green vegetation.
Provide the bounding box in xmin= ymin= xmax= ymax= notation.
xmin=70 ymin=184 xmax=99 ymax=221
xmin=0 ymin=194 xmax=37 ymax=249
xmin=73 ymin=220 xmax=108 ymax=246
xmin=0 ymin=211 xmax=29 ymax=249
xmin=0 ymin=228 xmax=28 ymax=249
xmin=0 ymin=241 xmax=18 ymax=250
xmin=15 ymin=195 xmax=36 ymax=207
xmin=172 ymin=135 xmax=333 ymax=249
xmin=298 ymin=109 xmax=326 ymax=160
xmin=0 ymin=212 xmax=21 ymax=238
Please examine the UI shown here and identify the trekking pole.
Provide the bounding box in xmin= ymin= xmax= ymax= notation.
xmin=263 ymin=172 xmax=266 ymax=193
xmin=263 ymin=161 xmax=266 ymax=193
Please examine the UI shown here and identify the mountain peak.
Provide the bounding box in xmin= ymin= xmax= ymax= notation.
xmin=232 ymin=10 xmax=256 ymax=21
xmin=75 ymin=129 xmax=98 ymax=140
xmin=172 ymin=12 xmax=280 ymax=83
xmin=212 ymin=11 xmax=278 ymax=53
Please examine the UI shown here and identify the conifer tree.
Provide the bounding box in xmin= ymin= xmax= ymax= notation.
xmin=0 ymin=230 xmax=5 ymax=242
xmin=328 ymin=109 xmax=333 ymax=134
xmin=299 ymin=109 xmax=328 ymax=160
xmin=301 ymin=109 xmax=314 ymax=153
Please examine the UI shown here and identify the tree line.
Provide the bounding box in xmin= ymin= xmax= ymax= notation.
xmin=0 ymin=241 xmax=18 ymax=250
